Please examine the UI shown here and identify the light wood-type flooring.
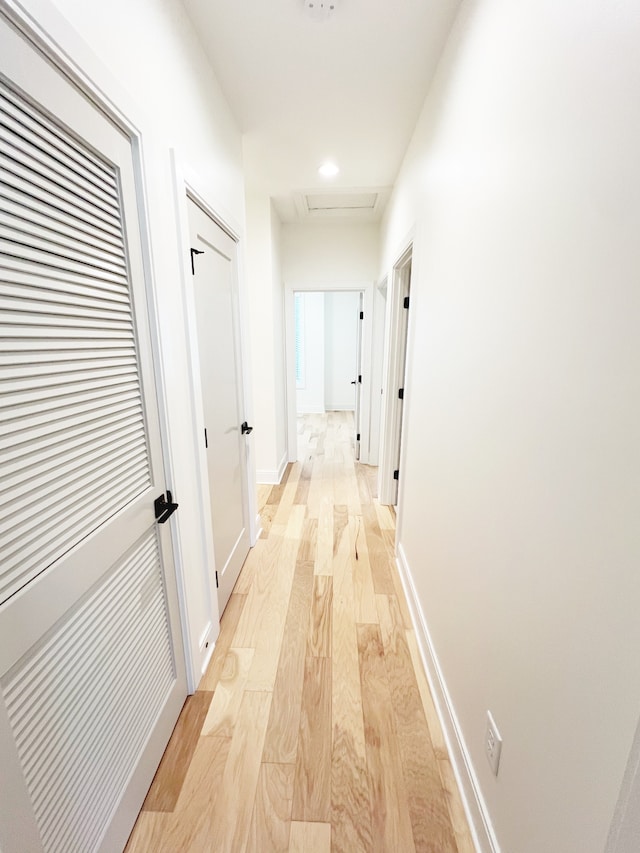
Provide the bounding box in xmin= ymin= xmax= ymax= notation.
xmin=126 ymin=412 xmax=475 ymax=853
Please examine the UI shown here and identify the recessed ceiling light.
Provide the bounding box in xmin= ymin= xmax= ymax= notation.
xmin=319 ymin=162 xmax=339 ymax=178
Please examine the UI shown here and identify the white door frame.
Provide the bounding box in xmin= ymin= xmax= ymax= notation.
xmin=170 ymin=156 xmax=258 ymax=685
xmin=285 ymin=280 xmax=374 ymax=464
xmin=379 ymin=243 xmax=413 ymax=505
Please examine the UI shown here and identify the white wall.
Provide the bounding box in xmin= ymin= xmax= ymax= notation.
xmin=33 ymin=0 xmax=247 ymax=685
xmin=295 ymin=292 xmax=325 ymax=414
xmin=270 ymin=205 xmax=287 ymax=472
xmin=380 ymin=1 xmax=640 ymax=852
xmin=324 ymin=291 xmax=359 ymax=411
xmin=283 ymin=222 xmax=379 ymax=285
xmin=246 ymin=194 xmax=287 ymax=483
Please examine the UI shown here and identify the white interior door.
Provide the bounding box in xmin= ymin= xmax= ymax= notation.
xmin=392 ymin=263 xmax=411 ymax=503
xmin=0 ymin=16 xmax=186 ymax=853
xmin=379 ymin=251 xmax=412 ymax=506
xmin=187 ymin=199 xmax=250 ymax=614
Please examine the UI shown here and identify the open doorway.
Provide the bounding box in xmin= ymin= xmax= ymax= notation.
xmin=293 ymin=290 xmax=362 ymax=458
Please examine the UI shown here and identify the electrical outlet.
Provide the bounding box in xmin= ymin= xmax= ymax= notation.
xmin=485 ymin=711 xmax=502 ymax=776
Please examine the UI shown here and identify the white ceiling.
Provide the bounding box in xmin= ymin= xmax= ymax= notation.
xmin=181 ymin=0 xmax=462 ymax=222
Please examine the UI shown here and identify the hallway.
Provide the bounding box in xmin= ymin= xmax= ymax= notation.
xmin=125 ymin=413 xmax=474 ymax=852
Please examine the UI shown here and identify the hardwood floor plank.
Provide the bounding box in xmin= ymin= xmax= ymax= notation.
xmin=405 ymin=629 xmax=449 ymax=760
xmin=333 ymin=505 xmax=349 ymax=570
xmin=211 ymin=690 xmax=273 ymax=853
xmin=202 ymin=648 xmax=255 ymax=737
xmin=247 ymin=763 xmax=295 ymax=853
xmin=331 ymin=521 xmax=372 ymax=853
xmin=288 ymin=822 xmax=331 ymax=853
xmin=142 ymin=691 xmax=213 ymax=813
xmin=374 ymin=502 xmax=395 ymax=531
xmin=438 ymin=757 xmax=477 ymax=853
xmin=246 ymin=506 xmax=306 ymax=691
xmin=233 ymin=530 xmax=285 ymax=648
xmin=308 ymin=574 xmax=332 ymax=658
xmin=377 ymin=595 xmax=457 ymax=852
xmin=305 ymin=454 xmax=325 ymax=519
xmin=316 ymin=497 xmax=334 ymax=576
xmin=273 ymin=463 xmax=302 ymax=526
xmin=357 ymin=623 xmax=416 ymax=853
xmin=158 ymin=736 xmax=231 ymax=852
xmin=294 ymin=453 xmax=314 ymax=505
xmin=297 ymin=517 xmax=318 ymax=565
xmin=268 ymin=464 xmax=293 ymax=504
xmin=199 ymin=593 xmax=247 ymax=692
xmin=362 ymin=504 xmax=396 ymax=595
xmin=351 ymin=514 xmax=378 ymax=624
xmin=263 ymin=559 xmax=315 ymax=763
xmin=124 ymin=813 xmax=169 ymax=852
xmin=292 ymin=656 xmax=332 ymax=822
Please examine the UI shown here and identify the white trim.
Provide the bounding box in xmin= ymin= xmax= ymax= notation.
xmin=606 ymin=713 xmax=640 ymax=853
xmin=256 ymin=452 xmax=288 ymax=486
xmin=395 ymin=542 xmax=501 ymax=853
xmin=254 ymin=514 xmax=263 ymax=540
xmin=297 ymin=405 xmax=327 ymax=415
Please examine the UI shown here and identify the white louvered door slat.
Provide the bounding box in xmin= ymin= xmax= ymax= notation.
xmin=0 ymin=14 xmax=186 ymax=853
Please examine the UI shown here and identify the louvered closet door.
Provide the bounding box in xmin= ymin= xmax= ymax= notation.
xmin=0 ymin=16 xmax=186 ymax=853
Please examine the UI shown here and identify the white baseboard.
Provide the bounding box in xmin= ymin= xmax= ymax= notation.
xmin=395 ymin=542 xmax=501 ymax=853
xmin=324 ymin=405 xmax=356 ymax=412
xmin=296 ymin=405 xmax=325 ymax=414
xmin=256 ymin=452 xmax=288 ymax=485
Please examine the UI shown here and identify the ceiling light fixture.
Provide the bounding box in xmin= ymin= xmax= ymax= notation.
xmin=318 ymin=161 xmax=339 ymax=178
xmin=304 ymin=0 xmax=337 ymax=23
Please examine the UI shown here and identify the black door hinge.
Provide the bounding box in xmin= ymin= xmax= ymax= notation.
xmin=358 ymin=374 xmax=362 ymax=384
xmin=204 ymin=427 xmax=208 ymax=448
xmin=155 ymin=490 xmax=179 ymax=524
xmin=215 ymin=570 xmax=219 ymax=588
xmin=359 ymin=311 xmax=364 ymax=320
xmin=190 ymin=247 xmax=204 ymax=275
xmin=356 ymin=433 xmax=361 ymax=441
xmin=398 ymin=388 xmax=404 ymax=400
xmin=403 ymin=296 xmax=410 ymax=309
xmin=393 ymin=470 xmax=400 ymax=481
xmin=241 ymin=421 xmax=253 ymax=435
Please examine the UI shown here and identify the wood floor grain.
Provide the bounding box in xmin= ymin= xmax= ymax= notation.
xmin=141 ymin=691 xmax=213 ymax=812
xmin=292 ymin=655 xmax=332 ymax=822
xmin=126 ymin=412 xmax=475 ymax=853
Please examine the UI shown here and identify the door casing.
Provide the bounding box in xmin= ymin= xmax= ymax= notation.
xmin=170 ymin=165 xmax=258 ymax=687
